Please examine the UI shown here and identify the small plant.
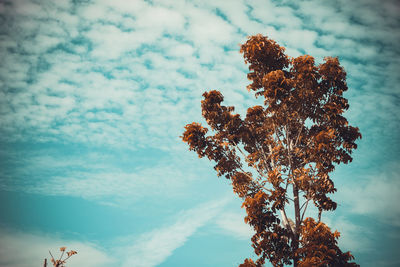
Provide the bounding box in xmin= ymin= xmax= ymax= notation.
xmin=43 ymin=247 xmax=77 ymax=267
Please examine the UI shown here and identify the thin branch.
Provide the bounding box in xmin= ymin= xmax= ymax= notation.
xmin=285 ymin=124 xmax=293 ymax=168
xmin=219 ymin=144 xmax=272 ymax=195
xmin=284 ymin=124 xmax=296 ymax=198
xmin=300 ymin=197 xmax=309 ymax=211
xmin=267 ymin=144 xmax=276 ymax=169
xmin=300 ymin=198 xmax=310 ymax=223
xmin=62 ymin=254 xmax=75 ymax=262
xmin=58 ymin=250 xmax=65 ymax=263
xmin=246 ymin=124 xmax=272 ymax=173
xmin=294 ymin=120 xmax=305 ymax=148
xmin=238 ymin=165 xmax=273 ymax=194
xmin=272 ymin=119 xmax=283 ymax=144
xmin=257 ymin=142 xmax=271 ymax=173
xmin=280 ymin=208 xmax=295 ymax=235
xmin=231 ymin=140 xmax=269 ymax=180
xmin=48 ymin=251 xmax=55 ymax=262
xmin=48 ymin=250 xmax=58 ymax=267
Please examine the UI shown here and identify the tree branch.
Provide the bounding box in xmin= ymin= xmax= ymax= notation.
xmin=231 ymin=140 xmax=270 ymax=180
xmin=236 ymin=164 xmax=273 ymax=194
xmin=294 ymin=119 xmax=305 ymax=148
xmin=318 ymin=209 xmax=322 ymax=223
xmin=280 ymin=208 xmax=295 ymax=235
xmin=300 ymin=198 xmax=310 ymax=223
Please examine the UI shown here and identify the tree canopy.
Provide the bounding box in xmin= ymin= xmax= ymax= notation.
xmin=182 ymin=34 xmax=361 ymax=267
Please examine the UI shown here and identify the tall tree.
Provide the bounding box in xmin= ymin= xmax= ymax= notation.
xmin=181 ymin=35 xmax=361 ymax=266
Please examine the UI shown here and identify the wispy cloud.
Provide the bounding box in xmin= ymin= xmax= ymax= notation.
xmin=116 ymin=198 xmax=229 ymax=267
xmin=0 ymin=198 xmax=229 ymax=267
xmin=337 ymin=163 xmax=400 ymax=227
xmin=0 ymin=0 xmax=398 ymax=151
xmin=215 ymin=211 xmax=254 ymax=240
xmin=0 ymin=228 xmax=115 ymax=267
xmin=0 ymin=147 xmax=210 ymax=205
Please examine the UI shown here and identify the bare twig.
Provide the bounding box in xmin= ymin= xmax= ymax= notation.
xmin=48 ymin=251 xmax=55 ymax=262
xmin=47 ymin=247 xmax=77 ymax=267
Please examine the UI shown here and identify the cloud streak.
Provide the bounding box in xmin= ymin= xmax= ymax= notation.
xmin=0 ymin=198 xmax=230 ymax=267
xmin=215 ymin=211 xmax=254 ymax=240
xmin=337 ymin=162 xmax=400 ymax=227
xmin=0 ymin=228 xmax=115 ymax=267
xmin=117 ymin=198 xmax=229 ymax=267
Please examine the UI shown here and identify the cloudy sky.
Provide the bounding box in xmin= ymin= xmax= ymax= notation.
xmin=0 ymin=0 xmax=399 ymax=266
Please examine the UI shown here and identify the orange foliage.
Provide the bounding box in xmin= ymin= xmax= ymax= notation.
xmin=298 ymin=218 xmax=358 ymax=267
xmin=182 ymin=34 xmax=361 ymax=266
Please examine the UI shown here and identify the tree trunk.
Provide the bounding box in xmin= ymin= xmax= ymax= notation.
xmin=293 ymin=184 xmax=301 ymax=267
xmin=293 ymin=240 xmax=299 ymax=267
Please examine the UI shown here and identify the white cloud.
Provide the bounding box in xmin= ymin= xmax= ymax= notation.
xmin=1 ymin=0 xmax=397 ymax=152
xmin=13 ymin=0 xmax=43 ymax=16
xmin=86 ymin=24 xmax=136 ymax=60
xmin=215 ymin=211 xmax=254 ymax=240
xmin=116 ymin=198 xmax=229 ymax=267
xmin=250 ymin=0 xmax=302 ymax=29
xmin=167 ymin=43 xmax=195 ymax=58
xmin=135 ymin=6 xmax=185 ymax=33
xmin=323 ymin=215 xmax=372 ymax=253
xmin=97 ymin=0 xmax=148 ymax=15
xmin=27 ymin=167 xmax=187 ymax=201
xmin=0 ymin=229 xmax=115 ymax=267
xmin=280 ymin=28 xmax=319 ymax=53
xmin=0 ymin=197 xmax=229 ymax=267
xmin=1 ymin=148 xmax=213 ymax=206
xmin=185 ymin=6 xmax=239 ymax=46
xmin=338 ymin=164 xmax=400 ymax=227
xmin=1 ymin=1 xmax=399 ymax=226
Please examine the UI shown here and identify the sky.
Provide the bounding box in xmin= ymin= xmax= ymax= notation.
xmin=0 ymin=0 xmax=399 ymax=266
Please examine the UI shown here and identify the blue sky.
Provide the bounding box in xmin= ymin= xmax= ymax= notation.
xmin=0 ymin=0 xmax=399 ymax=266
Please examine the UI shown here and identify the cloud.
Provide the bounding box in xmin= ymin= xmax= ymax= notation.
xmin=26 ymin=166 xmax=190 ymax=203
xmin=1 ymin=1 xmax=398 ymax=223
xmin=0 ymin=0 xmax=239 ymax=148
xmin=322 ymin=215 xmax=373 ymax=254
xmin=1 ymin=0 xmax=398 ymax=155
xmin=114 ymin=198 xmax=229 ymax=267
xmin=215 ymin=211 xmax=254 ymax=240
xmin=337 ymin=163 xmax=400 ymax=227
xmin=0 ymin=228 xmax=115 ymax=267
xmin=250 ymin=0 xmax=302 ymax=30
xmin=0 ymin=197 xmax=229 ymax=267
xmin=0 ymin=147 xmax=210 ymax=205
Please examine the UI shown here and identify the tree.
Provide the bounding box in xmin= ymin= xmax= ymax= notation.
xmin=181 ymin=34 xmax=361 ymax=266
